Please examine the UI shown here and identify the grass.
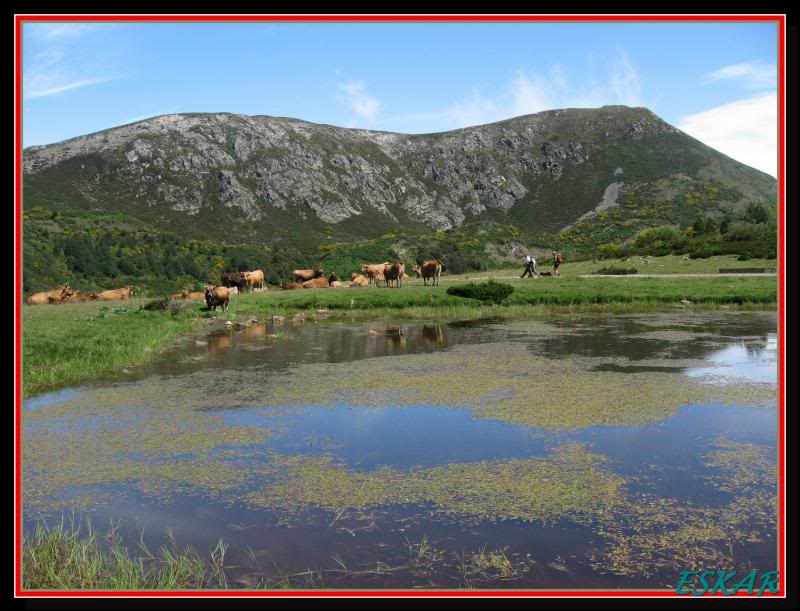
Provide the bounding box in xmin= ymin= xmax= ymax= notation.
xmin=21 ymin=258 xmax=777 ymax=398
xmin=22 ymin=298 xmax=203 ymax=398
xmin=22 ymin=516 xmax=228 ymax=590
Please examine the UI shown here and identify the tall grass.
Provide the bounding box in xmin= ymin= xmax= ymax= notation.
xmin=22 ymin=517 xmax=228 ymax=590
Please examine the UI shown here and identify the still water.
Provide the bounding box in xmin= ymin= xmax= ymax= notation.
xmin=23 ymin=312 xmax=778 ymax=589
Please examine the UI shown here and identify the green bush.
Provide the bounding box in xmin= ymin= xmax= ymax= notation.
xmin=592 ymin=266 xmax=638 ymax=275
xmin=446 ymin=280 xmax=515 ymax=305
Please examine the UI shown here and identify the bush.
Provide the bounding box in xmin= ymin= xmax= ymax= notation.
xmin=446 ymin=280 xmax=515 ymax=305
xmin=633 ymin=226 xmax=687 ymax=252
xmin=592 ymin=266 xmax=638 ymax=275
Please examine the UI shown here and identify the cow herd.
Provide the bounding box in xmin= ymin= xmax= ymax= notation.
xmin=24 ymin=260 xmax=447 ymax=308
xmin=25 ymin=284 xmax=134 ymax=305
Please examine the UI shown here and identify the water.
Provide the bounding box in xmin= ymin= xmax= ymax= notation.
xmin=22 ymin=312 xmax=778 ymax=589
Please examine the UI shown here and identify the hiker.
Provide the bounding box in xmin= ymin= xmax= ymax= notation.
xmin=521 ymin=254 xmax=538 ymax=278
xmin=552 ymin=251 xmax=563 ymax=276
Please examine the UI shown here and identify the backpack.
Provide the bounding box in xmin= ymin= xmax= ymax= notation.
xmin=556 ymin=253 xmax=564 ymax=264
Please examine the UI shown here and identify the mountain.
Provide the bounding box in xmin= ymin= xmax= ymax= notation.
xmin=21 ymin=106 xmax=777 ymax=293
xmin=23 ymin=106 xmax=776 ymax=245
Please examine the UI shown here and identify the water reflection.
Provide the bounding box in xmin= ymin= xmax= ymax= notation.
xmin=687 ymin=333 xmax=777 ymax=384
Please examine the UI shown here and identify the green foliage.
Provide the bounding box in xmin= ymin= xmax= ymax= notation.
xmin=447 ymin=280 xmax=515 ymax=305
xmin=593 ymin=266 xmax=638 ymax=275
xmin=633 ymin=226 xmax=687 ymax=254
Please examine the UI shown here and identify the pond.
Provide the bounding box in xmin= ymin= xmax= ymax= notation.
xmin=22 ymin=311 xmax=778 ymax=590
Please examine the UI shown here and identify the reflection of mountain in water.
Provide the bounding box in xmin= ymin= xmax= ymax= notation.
xmin=686 ymin=333 xmax=777 ymax=384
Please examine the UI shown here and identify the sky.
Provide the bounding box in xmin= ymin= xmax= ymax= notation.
xmin=21 ymin=20 xmax=779 ymax=177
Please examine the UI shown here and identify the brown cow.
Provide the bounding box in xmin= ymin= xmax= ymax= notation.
xmin=412 ymin=259 xmax=444 ymax=286
xmin=280 ymin=282 xmax=305 ymax=290
xmin=382 ymin=262 xmax=405 ymax=288
xmin=205 ymin=286 xmax=230 ymax=312
xmin=221 ymin=272 xmax=247 ymax=292
xmin=361 ymin=262 xmax=389 ymax=286
xmin=26 ymin=284 xmax=75 ymax=305
xmin=244 ymin=270 xmax=265 ymax=292
xmin=293 ymin=268 xmax=324 ymax=282
xmin=186 ymin=291 xmax=206 ymax=300
xmin=63 ymin=291 xmax=99 ymax=303
xmin=171 ymin=290 xmax=190 ymax=300
xmin=350 ymin=272 xmax=369 ymax=287
xmin=302 ymin=272 xmax=338 ymax=289
xmin=95 ymin=286 xmax=135 ymax=301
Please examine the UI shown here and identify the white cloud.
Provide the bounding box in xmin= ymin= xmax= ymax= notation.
xmin=706 ymin=61 xmax=776 ymax=90
xmin=26 ymin=76 xmax=117 ymax=99
xmin=510 ymin=73 xmax=553 ymax=116
xmin=24 ymin=23 xmax=120 ymax=101
xmin=678 ymin=93 xmax=777 ymax=177
xmin=338 ymin=81 xmax=381 ymax=122
xmin=609 ymin=50 xmax=643 ymax=106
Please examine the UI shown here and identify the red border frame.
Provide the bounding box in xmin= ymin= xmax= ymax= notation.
xmin=14 ymin=13 xmax=786 ymax=599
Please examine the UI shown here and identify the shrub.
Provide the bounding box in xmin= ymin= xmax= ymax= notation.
xmin=592 ymin=266 xmax=638 ymax=275
xmin=633 ymin=226 xmax=687 ymax=252
xmin=447 ymin=280 xmax=515 ymax=305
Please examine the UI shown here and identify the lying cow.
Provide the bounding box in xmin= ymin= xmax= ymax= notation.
xmin=383 ymin=262 xmax=405 ymax=288
xmin=293 ymin=268 xmax=324 ymax=282
xmin=26 ymin=284 xmax=75 ymax=305
xmin=350 ymin=272 xmax=369 ymax=287
xmin=412 ymin=259 xmax=444 ymax=286
xmin=205 ymin=286 xmax=230 ymax=312
xmin=63 ymin=291 xmax=99 ymax=303
xmin=96 ymin=286 xmax=135 ymax=301
xmin=280 ymin=282 xmax=305 ymax=290
xmin=171 ymin=290 xmax=189 ymax=300
xmin=302 ymin=272 xmax=338 ymax=289
xmin=186 ymin=291 xmax=206 ymax=300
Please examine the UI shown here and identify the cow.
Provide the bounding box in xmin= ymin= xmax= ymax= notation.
xmin=63 ymin=291 xmax=98 ymax=303
xmin=383 ymin=262 xmax=405 ymax=288
xmin=205 ymin=286 xmax=230 ymax=312
xmin=412 ymin=259 xmax=444 ymax=286
xmin=302 ymin=272 xmax=338 ymax=289
xmin=228 ymin=286 xmax=238 ymax=296
xmin=186 ymin=291 xmax=206 ymax=300
xmin=221 ymin=272 xmax=247 ymax=292
xmin=95 ymin=286 xmax=134 ymax=301
xmin=361 ymin=262 xmax=389 ymax=286
xmin=244 ymin=270 xmax=265 ymax=292
xmin=171 ymin=290 xmax=189 ymax=300
xmin=293 ymin=269 xmax=324 ymax=282
xmin=350 ymin=272 xmax=369 ymax=287
xmin=26 ymin=284 xmax=75 ymax=305
xmin=280 ymin=282 xmax=305 ymax=290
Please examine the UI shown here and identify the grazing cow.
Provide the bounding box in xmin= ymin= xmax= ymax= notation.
xmin=95 ymin=286 xmax=134 ymax=301
xmin=221 ymin=272 xmax=247 ymax=292
xmin=293 ymin=269 xmax=324 ymax=282
xmin=302 ymin=272 xmax=338 ymax=289
xmin=26 ymin=284 xmax=75 ymax=305
xmin=280 ymin=282 xmax=305 ymax=290
xmin=412 ymin=259 xmax=444 ymax=286
xmin=205 ymin=286 xmax=231 ymax=312
xmin=63 ymin=291 xmax=98 ymax=303
xmin=361 ymin=262 xmax=390 ymax=286
xmin=350 ymin=272 xmax=369 ymax=287
xmin=382 ymin=262 xmax=405 ymax=288
xmin=244 ymin=270 xmax=265 ymax=292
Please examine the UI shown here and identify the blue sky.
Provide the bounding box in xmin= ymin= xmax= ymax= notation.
xmin=21 ymin=20 xmax=779 ymax=176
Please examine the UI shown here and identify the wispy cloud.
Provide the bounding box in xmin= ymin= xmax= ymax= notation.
xmin=23 ymin=22 xmax=121 ymax=100
xmin=678 ymin=92 xmax=777 ymax=177
xmin=338 ymin=80 xmax=382 ymax=122
xmin=705 ymin=61 xmax=776 ymax=90
xmin=378 ymin=49 xmax=647 ymax=133
xmin=26 ymin=76 xmax=118 ymax=99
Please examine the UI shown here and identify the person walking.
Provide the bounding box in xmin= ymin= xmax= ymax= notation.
xmin=552 ymin=251 xmax=563 ymax=276
xmin=521 ymin=254 xmax=538 ymax=278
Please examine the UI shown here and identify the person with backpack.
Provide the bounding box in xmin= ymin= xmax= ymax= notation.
xmin=521 ymin=253 xmax=538 ymax=278
xmin=552 ymin=251 xmax=563 ymax=276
